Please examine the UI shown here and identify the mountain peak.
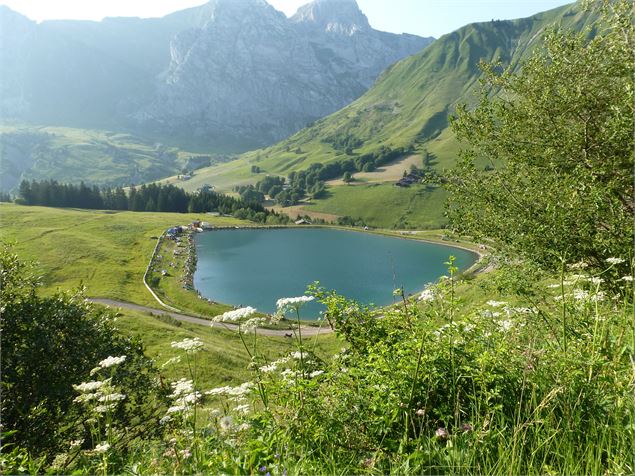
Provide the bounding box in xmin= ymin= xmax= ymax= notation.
xmin=291 ymin=0 xmax=370 ymax=35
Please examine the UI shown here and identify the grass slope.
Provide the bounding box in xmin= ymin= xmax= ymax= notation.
xmin=0 ymin=204 xmax=243 ymax=306
xmin=116 ymin=308 xmax=341 ymax=390
xmin=176 ymin=3 xmax=591 ymax=228
xmin=0 ymin=123 xmax=217 ymax=192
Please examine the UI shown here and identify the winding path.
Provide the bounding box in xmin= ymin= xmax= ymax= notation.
xmin=89 ymin=298 xmax=332 ymax=337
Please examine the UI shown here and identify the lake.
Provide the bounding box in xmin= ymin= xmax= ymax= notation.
xmin=193 ymin=228 xmax=478 ymax=318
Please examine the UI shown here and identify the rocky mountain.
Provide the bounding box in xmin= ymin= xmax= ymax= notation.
xmin=0 ymin=0 xmax=432 ymax=151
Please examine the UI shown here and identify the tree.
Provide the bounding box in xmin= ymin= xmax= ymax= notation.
xmin=0 ymin=247 xmax=165 ymax=457
xmin=343 ymin=171 xmax=353 ymax=183
xmin=447 ymin=0 xmax=633 ymax=274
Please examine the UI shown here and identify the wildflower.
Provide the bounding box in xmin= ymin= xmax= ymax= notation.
xmin=167 ymin=405 xmax=186 ymax=414
xmin=159 ymin=415 xmax=172 ymax=425
xmin=233 ymin=404 xmax=250 ymax=413
xmin=418 ymin=289 xmax=434 ymax=302
xmin=393 ymin=287 xmax=404 ymax=297
xmin=620 ymin=275 xmax=634 ymax=282
xmin=606 ymin=257 xmax=625 ymax=265
xmin=589 ymin=277 xmax=604 ymax=285
xmin=73 ymin=380 xmax=106 ymax=393
xmin=259 ymin=364 xmax=277 ymax=373
xmin=569 ymin=261 xmax=588 ymax=270
xmin=573 ymin=289 xmax=589 ymax=300
xmin=219 ymin=415 xmax=234 ymax=431
xmin=435 ymin=427 xmax=449 ymax=440
xmin=498 ymin=320 xmax=513 ymax=332
xmin=590 ymin=291 xmax=606 ymax=302
xmin=161 ymin=356 xmax=182 ymax=368
xmin=276 ymin=296 xmax=314 ymax=313
xmin=415 ymin=409 xmax=425 ymax=417
xmin=69 ymin=439 xmax=84 ymax=449
xmin=486 ymin=300 xmax=507 ymax=307
xmin=461 ymin=423 xmax=473 ymax=433
xmin=170 ymin=378 xmax=194 ymax=397
xmin=94 ymin=442 xmax=110 ymax=453
xmin=94 ymin=404 xmax=117 ymax=413
xmin=290 ymin=351 xmax=304 ymax=359
xmin=309 ymin=370 xmax=324 ymax=378
xmin=98 ymin=393 xmax=126 ymax=403
xmin=179 ymin=449 xmax=192 ymax=459
xmin=212 ymin=306 xmax=257 ymax=323
xmin=241 ymin=317 xmax=267 ymax=333
xmin=237 ymin=422 xmax=250 ymax=431
xmin=170 ymin=337 xmax=203 ymax=353
xmin=98 ymin=355 xmax=126 ymax=368
xmin=259 ymin=465 xmax=268 ymax=473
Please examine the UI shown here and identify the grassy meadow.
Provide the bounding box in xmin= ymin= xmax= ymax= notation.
xmin=115 ymin=308 xmax=340 ymax=391
xmin=0 ymin=204 xmax=243 ymax=306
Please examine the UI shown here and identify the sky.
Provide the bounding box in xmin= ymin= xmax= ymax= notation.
xmin=0 ymin=0 xmax=574 ymax=38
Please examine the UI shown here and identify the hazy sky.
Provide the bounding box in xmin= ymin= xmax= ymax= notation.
xmin=1 ymin=0 xmax=574 ymax=38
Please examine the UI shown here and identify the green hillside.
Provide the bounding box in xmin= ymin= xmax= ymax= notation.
xmin=181 ymin=3 xmax=592 ymax=228
xmin=0 ymin=124 xmax=226 ymax=192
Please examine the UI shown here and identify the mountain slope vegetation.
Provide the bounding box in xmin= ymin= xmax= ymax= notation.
xmin=184 ymin=3 xmax=595 ymax=228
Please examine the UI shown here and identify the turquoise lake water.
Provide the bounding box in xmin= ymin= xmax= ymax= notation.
xmin=193 ymin=228 xmax=477 ymax=318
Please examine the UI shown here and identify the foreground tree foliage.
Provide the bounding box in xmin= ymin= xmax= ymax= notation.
xmin=447 ymin=0 xmax=634 ymax=275
xmin=0 ymin=247 xmax=167 ymax=467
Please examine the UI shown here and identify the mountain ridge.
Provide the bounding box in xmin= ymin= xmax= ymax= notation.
xmin=0 ymin=0 xmax=433 ymax=152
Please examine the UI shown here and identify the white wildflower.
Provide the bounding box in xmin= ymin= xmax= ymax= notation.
xmin=94 ymin=443 xmax=110 ymax=454
xmin=276 ymin=296 xmax=314 ymax=312
xmin=573 ymin=289 xmax=589 ymax=300
xmin=73 ymin=380 xmax=106 ymax=393
xmin=606 ymin=257 xmax=625 ymax=265
xmin=94 ymin=404 xmax=117 ymax=413
xmin=290 ymin=351 xmax=304 ymax=360
xmin=205 ymin=386 xmax=230 ymax=396
xmin=98 ymin=393 xmax=126 ymax=403
xmin=418 ymin=289 xmax=435 ymax=302
xmin=620 ymin=275 xmax=634 ymax=282
xmin=259 ymin=363 xmax=277 ymax=373
xmin=212 ymin=306 xmax=257 ymax=323
xmin=309 ymin=370 xmax=324 ymax=378
xmin=498 ymin=320 xmax=513 ymax=332
xmin=486 ymin=300 xmax=507 ymax=308
xmin=159 ymin=415 xmax=172 ymax=425
xmin=170 ymin=337 xmax=203 ymax=353
xmin=167 ymin=405 xmax=186 ymax=414
xmin=219 ymin=415 xmax=234 ymax=431
xmin=233 ymin=404 xmax=250 ymax=414
xmin=569 ymin=261 xmax=588 ymax=270
xmin=69 ymin=439 xmax=84 ymax=449
xmin=589 ymin=277 xmax=604 ymax=285
xmin=237 ymin=423 xmax=250 ymax=432
xmin=98 ymin=355 xmax=126 ymax=368
xmin=161 ymin=356 xmax=182 ymax=368
xmin=170 ymin=379 xmax=194 ymax=397
xmin=590 ymin=291 xmax=606 ymax=302
xmin=240 ymin=317 xmax=267 ymax=333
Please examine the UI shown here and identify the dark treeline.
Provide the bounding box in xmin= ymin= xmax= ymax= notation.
xmin=16 ymin=180 xmax=290 ymax=224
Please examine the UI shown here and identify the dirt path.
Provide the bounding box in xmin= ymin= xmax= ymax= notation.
xmin=89 ymin=298 xmax=333 ymax=337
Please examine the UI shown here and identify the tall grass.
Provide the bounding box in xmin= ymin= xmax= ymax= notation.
xmin=15 ymin=258 xmax=630 ymax=475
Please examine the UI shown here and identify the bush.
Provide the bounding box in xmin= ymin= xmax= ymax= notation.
xmin=0 ymin=247 xmax=167 ymax=460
